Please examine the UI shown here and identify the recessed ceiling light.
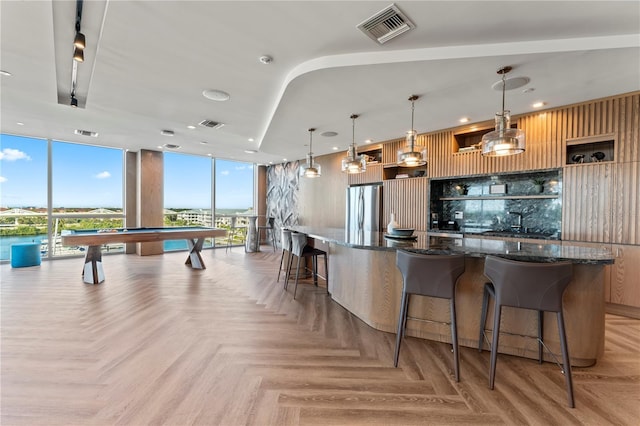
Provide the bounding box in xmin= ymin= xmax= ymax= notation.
xmin=248 ymin=138 xmax=254 ymax=142
xmin=200 ymin=141 xmax=208 ymax=145
xmin=16 ymin=122 xmax=24 ymax=126
xmin=532 ymin=101 xmax=545 ymax=108
xmin=459 ymin=117 xmax=470 ymax=123
xmin=522 ymin=87 xmax=535 ymax=94
xmin=259 ymin=55 xmax=273 ymax=64
xmin=244 ymin=149 xmax=257 ymax=154
xmin=163 ymin=143 xmax=181 ymax=149
xmin=161 ymin=129 xmax=174 ymax=136
xmin=202 ymin=89 xmax=230 ymax=101
xmin=365 ymin=139 xmax=373 ymax=144
xmin=269 ymin=161 xmax=273 ymax=164
xmin=332 ymin=146 xmax=339 ymax=150
xmin=207 ymin=154 xmax=212 ymax=157
xmin=187 ymin=125 xmax=196 ymax=130
xmin=282 ymin=158 xmax=287 ymax=162
xmin=0 ymin=70 xmax=11 ymax=76
xmin=321 ymin=131 xmax=338 ymax=137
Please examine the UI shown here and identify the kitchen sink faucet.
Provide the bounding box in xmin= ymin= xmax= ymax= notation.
xmin=508 ymin=211 xmax=523 ymax=232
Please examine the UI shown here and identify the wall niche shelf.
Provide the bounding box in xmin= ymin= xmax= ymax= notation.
xmin=383 ymin=164 xmax=427 ymax=180
xmin=452 ymin=122 xmax=518 ymax=153
xmin=566 ymin=134 xmax=615 ymax=165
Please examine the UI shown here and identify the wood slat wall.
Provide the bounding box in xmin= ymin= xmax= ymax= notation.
xmin=347 ymin=163 xmax=383 ymax=186
xmin=305 ymin=91 xmax=638 ymax=241
xmin=562 ymin=163 xmax=614 ymax=243
xmin=383 ymin=178 xmax=429 ymax=231
xmin=613 ymin=161 xmax=640 ymax=245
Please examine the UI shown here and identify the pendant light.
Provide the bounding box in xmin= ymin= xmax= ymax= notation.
xmin=341 ymin=114 xmax=367 ymax=174
xmin=397 ymin=95 xmax=426 ymax=167
xmin=481 ymin=66 xmax=526 ymax=156
xmin=300 ymin=128 xmax=321 ymax=178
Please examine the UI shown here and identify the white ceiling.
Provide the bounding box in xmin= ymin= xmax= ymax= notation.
xmin=1 ymin=1 xmax=639 ymax=165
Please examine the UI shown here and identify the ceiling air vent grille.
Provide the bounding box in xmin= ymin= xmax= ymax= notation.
xmin=74 ymin=129 xmax=98 ymax=137
xmin=357 ymin=4 xmax=415 ymax=45
xmin=199 ymin=119 xmax=225 ymax=129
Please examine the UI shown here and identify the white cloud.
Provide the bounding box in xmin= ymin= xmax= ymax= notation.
xmin=235 ymin=166 xmax=246 ymax=171
xmin=95 ymin=171 xmax=111 ymax=179
xmin=0 ymin=176 xmax=7 ymax=183
xmin=0 ymin=148 xmax=31 ymax=161
xmin=221 ymin=170 xmax=230 ymax=176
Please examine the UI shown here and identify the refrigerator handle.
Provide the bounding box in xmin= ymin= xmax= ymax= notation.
xmin=357 ymin=188 xmax=365 ymax=230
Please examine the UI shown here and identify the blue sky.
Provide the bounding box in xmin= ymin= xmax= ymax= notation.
xmin=0 ymin=134 xmax=254 ymax=210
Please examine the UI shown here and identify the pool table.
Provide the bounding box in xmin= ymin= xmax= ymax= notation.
xmin=61 ymin=227 xmax=227 ymax=284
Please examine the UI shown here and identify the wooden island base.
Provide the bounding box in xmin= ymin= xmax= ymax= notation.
xmin=328 ymin=243 xmax=605 ymax=367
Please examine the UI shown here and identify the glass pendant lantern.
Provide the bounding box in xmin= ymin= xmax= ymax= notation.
xmin=397 ymin=95 xmax=426 ymax=167
xmin=482 ymin=66 xmax=526 ymax=156
xmin=341 ymin=114 xmax=366 ymax=174
xmin=300 ymin=128 xmax=321 ymax=178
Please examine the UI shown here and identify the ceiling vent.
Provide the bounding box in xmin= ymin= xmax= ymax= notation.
xmin=357 ymin=3 xmax=415 ymax=45
xmin=199 ymin=119 xmax=225 ymax=129
xmin=74 ymin=129 xmax=98 ymax=137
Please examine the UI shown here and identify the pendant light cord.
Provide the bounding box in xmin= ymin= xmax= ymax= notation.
xmin=501 ymin=72 xmax=506 ymax=114
xmin=408 ymin=95 xmax=419 ymax=151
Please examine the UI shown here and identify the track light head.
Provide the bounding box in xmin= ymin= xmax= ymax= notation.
xmin=73 ymin=47 xmax=84 ymax=62
xmin=74 ymin=32 xmax=86 ymax=49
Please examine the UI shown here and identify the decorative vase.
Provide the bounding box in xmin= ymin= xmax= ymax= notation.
xmin=534 ymin=184 xmax=544 ymax=193
xmin=387 ymin=213 xmax=400 ymax=234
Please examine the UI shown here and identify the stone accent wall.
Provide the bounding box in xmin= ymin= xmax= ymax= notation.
xmin=266 ymin=161 xmax=300 ymax=245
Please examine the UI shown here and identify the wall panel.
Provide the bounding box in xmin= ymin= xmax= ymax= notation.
xmin=383 ymin=178 xmax=429 ymax=231
xmin=562 ymin=163 xmax=613 ymax=243
xmin=347 ymin=163 xmax=383 ymax=185
xmin=613 ymin=161 xmax=640 ymax=245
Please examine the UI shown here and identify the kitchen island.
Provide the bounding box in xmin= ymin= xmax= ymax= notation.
xmin=292 ymin=226 xmax=615 ymax=367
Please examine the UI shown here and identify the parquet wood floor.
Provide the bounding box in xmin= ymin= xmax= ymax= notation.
xmin=1 ymin=247 xmax=639 ymax=425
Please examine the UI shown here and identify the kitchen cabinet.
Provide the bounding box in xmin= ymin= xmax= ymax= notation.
xmin=347 ymin=163 xmax=383 ymax=186
xmin=609 ymin=244 xmax=640 ymax=314
xmin=383 ymin=178 xmax=429 ymax=231
xmin=612 ymin=161 xmax=640 ymax=245
xmin=562 ymin=163 xmax=614 ymax=243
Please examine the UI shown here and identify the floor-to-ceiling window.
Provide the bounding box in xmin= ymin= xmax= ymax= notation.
xmin=163 ymin=151 xmax=213 ymax=250
xmin=1 ymin=133 xmax=257 ymax=261
xmin=50 ymin=140 xmax=124 ymax=257
xmin=0 ymin=134 xmax=48 ymax=260
xmin=214 ymin=159 xmax=255 ymax=247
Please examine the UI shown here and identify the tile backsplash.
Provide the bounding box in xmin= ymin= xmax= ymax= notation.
xmin=430 ymin=169 xmax=562 ymax=237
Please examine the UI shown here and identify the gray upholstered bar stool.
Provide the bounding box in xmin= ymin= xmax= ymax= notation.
xmin=393 ymin=250 xmax=466 ymax=382
xmin=278 ymin=229 xmax=293 ymax=285
xmin=288 ymin=232 xmax=328 ymax=300
xmin=478 ymin=255 xmax=575 ymax=407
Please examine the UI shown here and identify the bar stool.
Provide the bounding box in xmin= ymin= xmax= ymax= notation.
xmin=225 ymin=216 xmax=247 ymax=253
xmin=393 ymin=250 xmax=465 ymax=382
xmin=257 ymin=217 xmax=276 ymax=252
xmin=289 ymin=232 xmax=329 ymax=300
xmin=478 ymin=255 xmax=575 ymax=407
xmin=278 ymin=228 xmax=293 ymax=285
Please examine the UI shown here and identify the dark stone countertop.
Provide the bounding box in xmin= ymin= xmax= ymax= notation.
xmin=290 ymin=226 xmax=614 ymax=265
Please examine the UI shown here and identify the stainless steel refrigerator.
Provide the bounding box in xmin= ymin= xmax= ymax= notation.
xmin=346 ymin=184 xmax=383 ymax=233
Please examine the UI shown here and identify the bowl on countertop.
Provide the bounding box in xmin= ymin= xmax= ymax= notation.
xmin=390 ymin=228 xmax=414 ymax=237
